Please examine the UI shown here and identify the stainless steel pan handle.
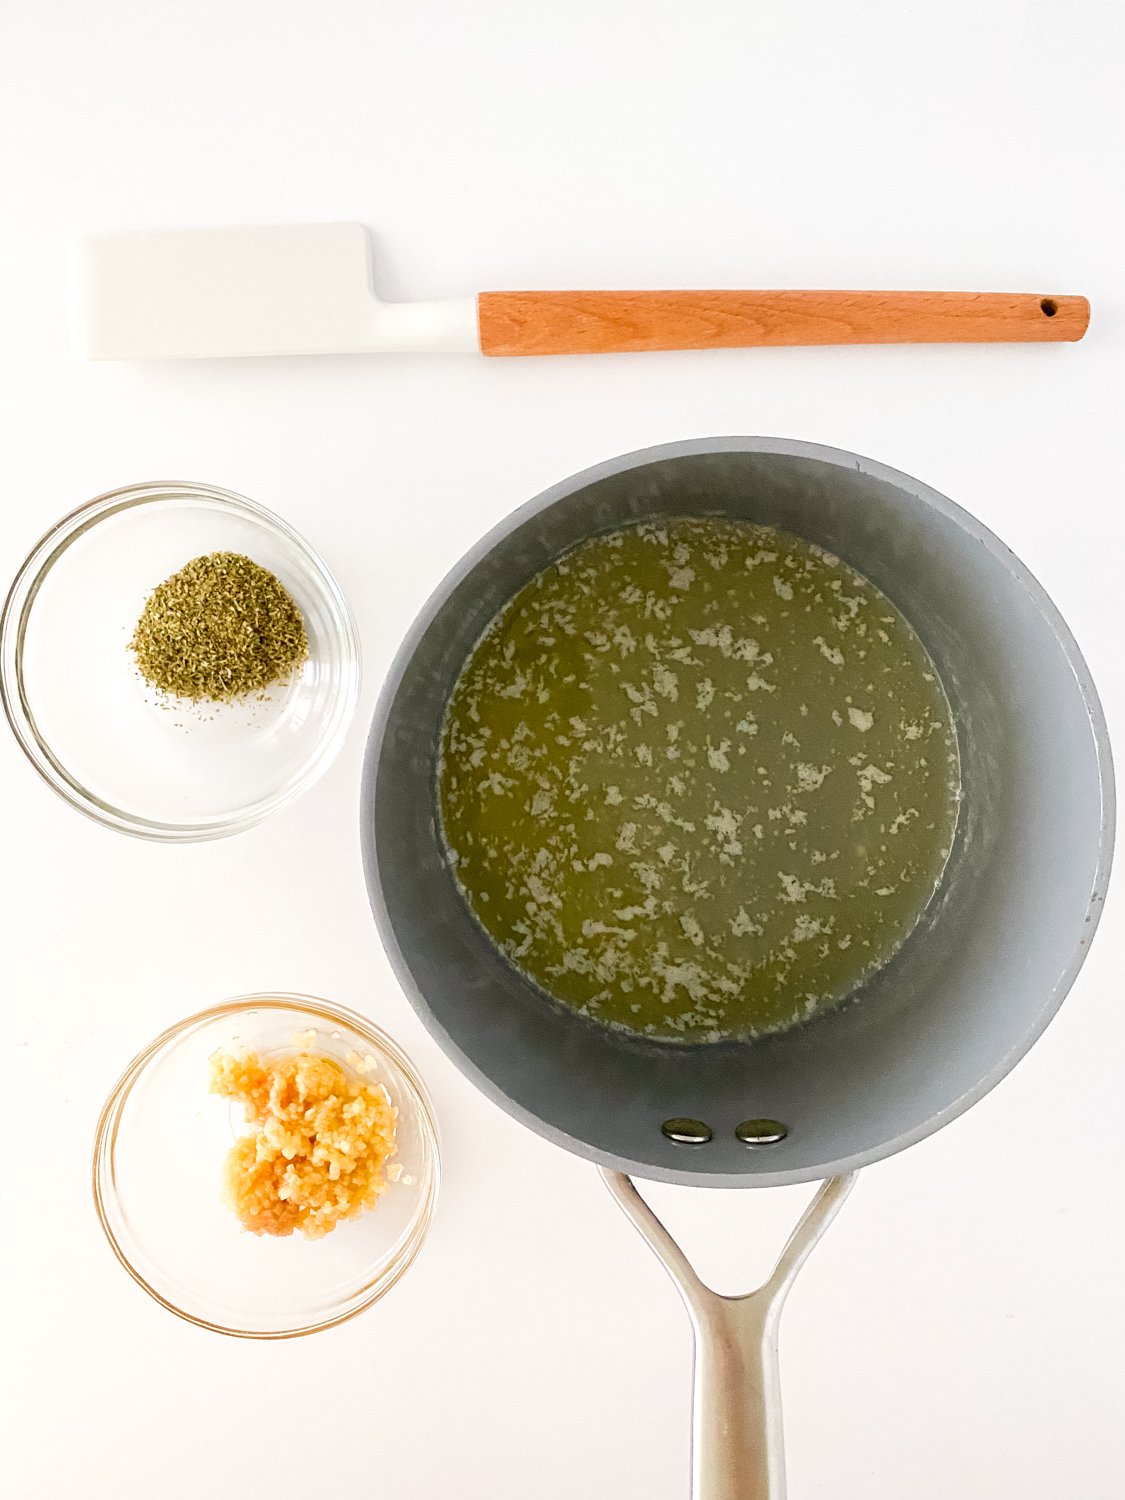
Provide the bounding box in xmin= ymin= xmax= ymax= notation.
xmin=601 ymin=1170 xmax=856 ymax=1500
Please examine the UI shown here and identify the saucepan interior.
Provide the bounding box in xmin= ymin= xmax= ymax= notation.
xmin=362 ymin=438 xmax=1112 ymax=1186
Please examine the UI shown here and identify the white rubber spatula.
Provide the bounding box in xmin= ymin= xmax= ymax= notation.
xmin=71 ymin=221 xmax=1089 ymax=360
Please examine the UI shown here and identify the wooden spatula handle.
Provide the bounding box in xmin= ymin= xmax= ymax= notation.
xmin=477 ymin=289 xmax=1089 ymax=356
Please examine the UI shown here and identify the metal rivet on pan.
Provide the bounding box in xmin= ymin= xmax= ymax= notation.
xmin=736 ymin=1118 xmax=788 ymax=1146
xmin=662 ymin=1117 xmax=713 ymax=1145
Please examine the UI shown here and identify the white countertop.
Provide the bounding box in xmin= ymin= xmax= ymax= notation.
xmin=2 ymin=3 xmax=1123 ymax=1496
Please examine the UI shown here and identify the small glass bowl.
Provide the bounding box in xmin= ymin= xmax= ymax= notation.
xmin=0 ymin=481 xmax=359 ymax=840
xmin=92 ymin=995 xmax=440 ymax=1338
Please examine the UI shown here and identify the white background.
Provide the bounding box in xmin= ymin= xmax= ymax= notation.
xmin=2 ymin=3 xmax=1123 ymax=1496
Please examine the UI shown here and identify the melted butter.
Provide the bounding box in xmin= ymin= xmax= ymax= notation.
xmin=439 ymin=519 xmax=960 ymax=1042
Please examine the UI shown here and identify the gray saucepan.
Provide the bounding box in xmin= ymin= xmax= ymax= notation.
xmin=362 ymin=438 xmax=1113 ymax=1500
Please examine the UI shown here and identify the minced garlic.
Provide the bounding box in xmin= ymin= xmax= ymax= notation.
xmin=209 ymin=1049 xmax=398 ymax=1239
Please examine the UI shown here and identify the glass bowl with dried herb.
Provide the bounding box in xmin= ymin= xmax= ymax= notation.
xmin=93 ymin=994 xmax=440 ymax=1337
xmin=0 ymin=481 xmax=359 ymax=839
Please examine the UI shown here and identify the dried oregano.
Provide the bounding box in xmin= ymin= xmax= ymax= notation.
xmin=129 ymin=551 xmax=309 ymax=702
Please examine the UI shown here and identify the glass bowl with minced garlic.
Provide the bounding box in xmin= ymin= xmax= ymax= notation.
xmin=0 ymin=481 xmax=359 ymax=839
xmin=93 ymin=995 xmax=440 ymax=1338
